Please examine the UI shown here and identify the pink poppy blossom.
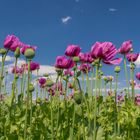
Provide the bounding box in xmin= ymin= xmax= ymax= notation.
xmin=55 ymin=56 xmax=75 ymax=69
xmin=135 ymin=94 xmax=140 ymax=105
xmin=126 ymin=53 xmax=139 ymax=62
xmin=118 ymin=40 xmax=132 ymax=54
xmin=11 ymin=66 xmax=24 ymax=75
xmin=64 ymin=69 xmax=74 ymax=76
xmin=38 ymin=77 xmax=46 ymax=87
xmin=91 ymin=42 xmax=122 ymax=65
xmin=78 ymin=52 xmax=94 ymax=63
xmin=136 ymin=72 xmax=140 ymax=80
xmin=79 ymin=63 xmax=91 ymax=73
xmin=65 ymin=45 xmax=81 ymax=57
xmin=4 ymin=35 xmax=22 ymax=51
xmin=26 ymin=61 xmax=40 ymax=71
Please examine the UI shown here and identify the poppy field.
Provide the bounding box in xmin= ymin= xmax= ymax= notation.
xmin=1 ymin=35 xmax=140 ymax=140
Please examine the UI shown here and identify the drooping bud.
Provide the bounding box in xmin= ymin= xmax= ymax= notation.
xmin=24 ymin=48 xmax=35 ymax=59
xmin=14 ymin=47 xmax=20 ymax=58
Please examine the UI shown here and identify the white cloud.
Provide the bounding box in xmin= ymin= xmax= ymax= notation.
xmin=32 ymin=65 xmax=56 ymax=76
xmin=109 ymin=8 xmax=117 ymax=12
xmin=61 ymin=16 xmax=72 ymax=24
xmin=75 ymin=0 xmax=79 ymax=2
xmin=134 ymin=54 xmax=140 ymax=68
xmin=0 ymin=55 xmax=14 ymax=62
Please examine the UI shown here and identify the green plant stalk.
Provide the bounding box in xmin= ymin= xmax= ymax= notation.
xmin=130 ymin=63 xmax=135 ymax=102
xmin=93 ymin=62 xmax=100 ymax=140
xmin=50 ymin=96 xmax=54 ymax=140
xmin=4 ymin=72 xmax=8 ymax=94
xmin=114 ymin=73 xmax=118 ymax=136
xmin=82 ymin=72 xmax=85 ymax=92
xmin=91 ymin=66 xmax=94 ymax=97
xmin=0 ymin=49 xmax=9 ymax=93
xmin=24 ymin=60 xmax=31 ymax=140
xmin=86 ymin=70 xmax=90 ymax=96
xmin=36 ymin=69 xmax=39 ymax=101
xmin=11 ymin=57 xmax=18 ymax=106
xmin=110 ymin=81 xmax=112 ymax=93
xmin=70 ymin=102 xmax=76 ymax=140
xmin=123 ymin=55 xmax=130 ymax=98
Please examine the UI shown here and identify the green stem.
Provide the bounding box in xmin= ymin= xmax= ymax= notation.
xmin=24 ymin=60 xmax=31 ymax=140
xmin=123 ymin=55 xmax=130 ymax=98
xmin=0 ymin=49 xmax=9 ymax=93
xmin=93 ymin=62 xmax=100 ymax=140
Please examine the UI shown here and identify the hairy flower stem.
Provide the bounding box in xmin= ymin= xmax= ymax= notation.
xmin=93 ymin=62 xmax=100 ymax=140
xmin=123 ymin=55 xmax=130 ymax=98
xmin=0 ymin=50 xmax=9 ymax=93
xmin=36 ymin=70 xmax=39 ymax=102
xmin=82 ymin=72 xmax=85 ymax=92
xmin=130 ymin=63 xmax=135 ymax=102
xmin=24 ymin=60 xmax=31 ymax=140
xmin=114 ymin=73 xmax=118 ymax=136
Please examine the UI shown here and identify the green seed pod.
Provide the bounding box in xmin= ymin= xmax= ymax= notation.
xmin=14 ymin=47 xmax=20 ymax=58
xmin=46 ymin=79 xmax=54 ymax=87
xmin=24 ymin=48 xmax=35 ymax=59
xmin=130 ymin=63 xmax=135 ymax=70
xmin=55 ymin=68 xmax=62 ymax=75
xmin=76 ymin=71 xmax=81 ymax=77
xmin=15 ymin=74 xmax=19 ymax=79
xmin=91 ymin=61 xmax=95 ymax=66
xmin=73 ymin=56 xmax=80 ymax=62
xmin=130 ymin=48 xmax=133 ymax=53
xmin=114 ymin=66 xmax=121 ymax=73
xmin=63 ymin=76 xmax=68 ymax=81
xmin=29 ymin=83 xmax=35 ymax=92
xmin=73 ymin=90 xmax=83 ymax=104
xmin=43 ymin=73 xmax=49 ymax=77
xmin=0 ymin=48 xmax=7 ymax=55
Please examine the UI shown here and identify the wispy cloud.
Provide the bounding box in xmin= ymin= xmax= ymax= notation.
xmin=134 ymin=54 xmax=140 ymax=68
xmin=32 ymin=65 xmax=56 ymax=76
xmin=61 ymin=16 xmax=72 ymax=24
xmin=75 ymin=0 xmax=80 ymax=2
xmin=109 ymin=8 xmax=117 ymax=12
xmin=0 ymin=55 xmax=15 ymax=62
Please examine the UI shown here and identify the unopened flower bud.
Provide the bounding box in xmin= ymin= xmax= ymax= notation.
xmin=73 ymin=56 xmax=80 ymax=62
xmin=114 ymin=66 xmax=121 ymax=73
xmin=24 ymin=48 xmax=35 ymax=59
xmin=0 ymin=48 xmax=7 ymax=55
xmin=14 ymin=47 xmax=20 ymax=58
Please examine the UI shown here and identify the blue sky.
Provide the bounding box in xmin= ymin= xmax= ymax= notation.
xmin=0 ymin=0 xmax=140 ymax=83
xmin=0 ymin=0 xmax=140 ymax=93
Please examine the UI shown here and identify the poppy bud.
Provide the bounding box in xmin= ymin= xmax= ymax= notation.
xmin=0 ymin=48 xmax=7 ymax=55
xmin=29 ymin=84 xmax=35 ymax=92
xmin=114 ymin=66 xmax=121 ymax=73
xmin=73 ymin=56 xmax=80 ymax=62
xmin=14 ymin=47 xmax=20 ymax=58
xmin=24 ymin=48 xmax=35 ymax=59
xmin=73 ymin=90 xmax=83 ymax=104
xmin=46 ymin=79 xmax=54 ymax=87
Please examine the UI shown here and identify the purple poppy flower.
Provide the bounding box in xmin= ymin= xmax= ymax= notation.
xmin=91 ymin=42 xmax=122 ymax=65
xmin=55 ymin=56 xmax=75 ymax=69
xmin=118 ymin=40 xmax=132 ymax=54
xmin=65 ymin=45 xmax=81 ymax=57
xmin=126 ymin=53 xmax=139 ymax=62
